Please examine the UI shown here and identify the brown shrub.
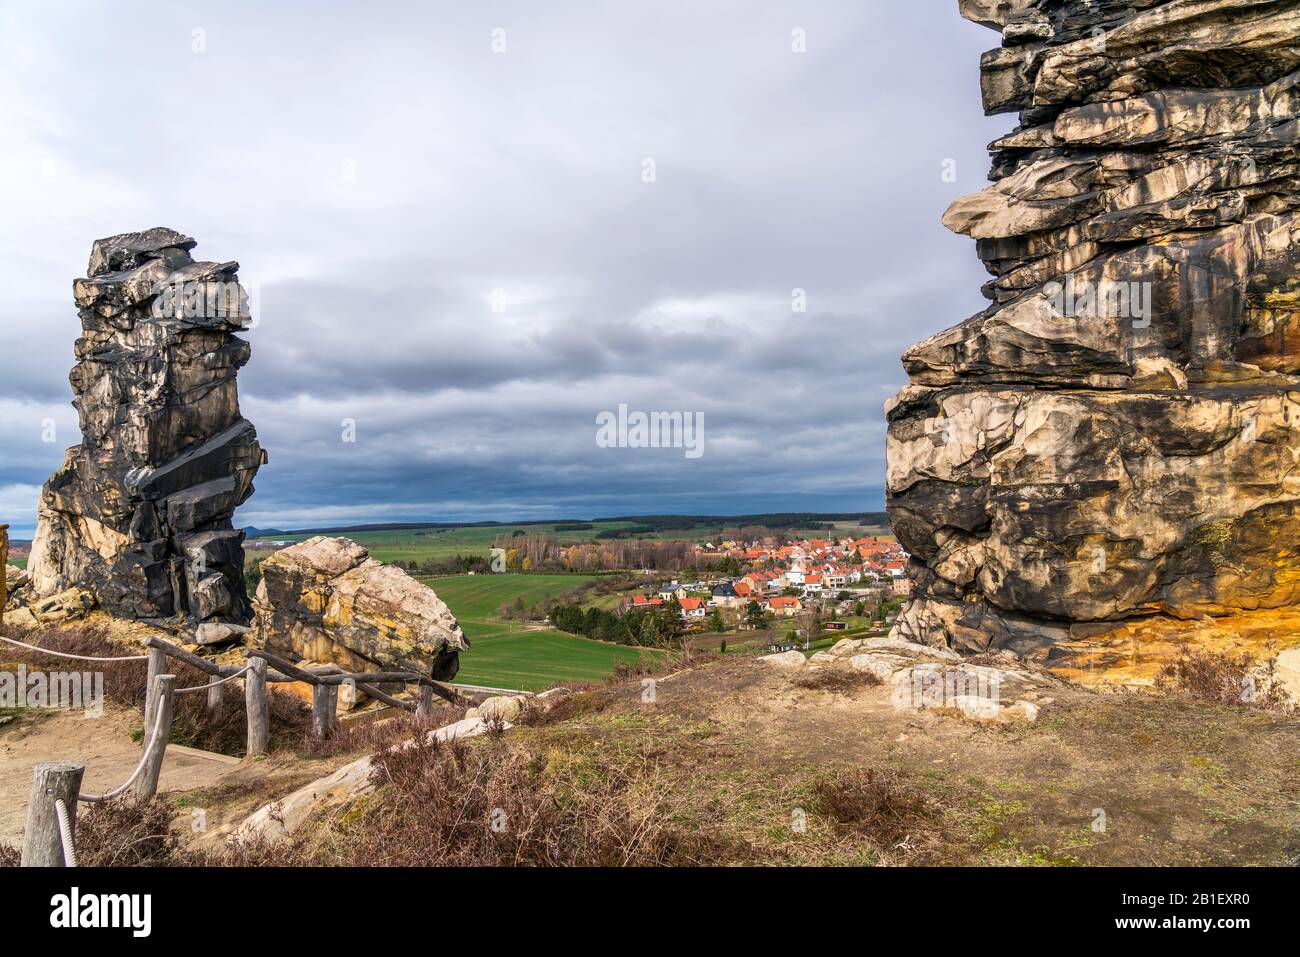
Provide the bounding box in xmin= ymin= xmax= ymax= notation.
xmin=1 ymin=622 xmax=148 ymax=708
xmin=0 ymin=843 xmax=17 ymax=867
xmin=294 ymin=705 xmax=467 ymax=758
xmin=515 ymin=691 xmax=609 ymax=726
xmin=793 ymin=668 xmax=882 ymax=694
xmin=211 ymin=735 xmax=753 ymax=866
xmin=1156 ymin=648 xmax=1293 ymax=712
xmin=73 ymin=798 xmax=182 ymax=866
xmin=811 ymin=768 xmax=939 ymax=849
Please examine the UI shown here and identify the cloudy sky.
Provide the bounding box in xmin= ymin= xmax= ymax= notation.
xmin=0 ymin=1 xmax=1009 ymax=537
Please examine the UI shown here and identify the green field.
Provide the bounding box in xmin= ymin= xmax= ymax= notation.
xmin=451 ymin=630 xmax=649 ymax=691
xmin=418 ymin=573 xmax=595 ymax=626
xmin=420 ymin=573 xmax=652 ymax=691
xmin=244 ymin=522 xmax=650 ymax=567
xmin=244 ymin=519 xmax=893 ymax=567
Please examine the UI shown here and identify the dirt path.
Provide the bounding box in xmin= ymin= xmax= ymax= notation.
xmin=0 ymin=705 xmax=237 ymax=846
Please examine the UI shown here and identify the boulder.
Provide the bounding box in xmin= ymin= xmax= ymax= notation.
xmin=759 ymin=650 xmax=808 ymax=669
xmin=849 ymin=653 xmax=909 ymax=682
xmin=29 ymin=588 xmax=96 ymax=624
xmin=889 ymin=659 xmax=1050 ymax=723
xmin=477 ymin=695 xmax=526 ymax=723
xmin=250 ymin=536 xmax=469 ymax=680
xmin=27 ymin=229 xmax=264 ymax=627
xmin=193 ymin=621 xmax=249 ymax=646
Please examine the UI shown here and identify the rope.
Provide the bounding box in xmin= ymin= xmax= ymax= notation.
xmin=175 ymin=664 xmax=250 ymax=693
xmin=0 ymin=632 xmax=148 ymax=662
xmin=53 ymin=798 xmax=77 ymax=867
xmin=78 ymin=703 xmax=167 ymax=803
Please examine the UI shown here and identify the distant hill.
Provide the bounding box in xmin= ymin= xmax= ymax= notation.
xmin=243 ymin=513 xmax=890 ymax=538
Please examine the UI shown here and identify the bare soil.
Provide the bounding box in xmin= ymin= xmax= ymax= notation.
xmin=0 ymin=703 xmax=358 ymax=847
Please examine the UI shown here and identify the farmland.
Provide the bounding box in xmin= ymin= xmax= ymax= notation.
xmin=419 ymin=572 xmax=653 ymax=690
xmin=243 ymin=516 xmax=891 ymax=567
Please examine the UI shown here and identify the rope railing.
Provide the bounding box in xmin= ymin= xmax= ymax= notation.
xmin=53 ymin=799 xmax=77 ymax=867
xmin=0 ymin=632 xmax=149 ymax=662
xmin=78 ymin=694 xmax=170 ymax=803
xmin=174 ymin=664 xmax=251 ymax=694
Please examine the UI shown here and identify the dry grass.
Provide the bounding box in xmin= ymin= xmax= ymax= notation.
xmin=515 ymin=690 xmax=610 ymax=726
xmin=292 ymin=706 xmax=467 ymax=758
xmin=793 ymin=668 xmax=882 ymax=694
xmin=205 ymin=733 xmax=754 ymax=866
xmin=0 ymin=798 xmax=181 ymax=867
xmin=73 ymin=798 xmax=182 ymax=866
xmin=811 ymin=767 xmax=942 ymax=851
xmin=1156 ymin=647 xmax=1294 ymax=712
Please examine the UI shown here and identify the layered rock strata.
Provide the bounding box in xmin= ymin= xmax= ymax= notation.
xmin=28 ymin=228 xmax=264 ymax=625
xmin=887 ymin=1 xmax=1300 ymax=658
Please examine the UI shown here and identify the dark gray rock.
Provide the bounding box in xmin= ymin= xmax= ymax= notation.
xmin=28 ymin=230 xmax=265 ymax=625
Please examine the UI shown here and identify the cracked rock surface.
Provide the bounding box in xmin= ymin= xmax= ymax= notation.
xmin=28 ymin=228 xmax=264 ymax=625
xmin=889 ymin=2 xmax=1300 ymax=658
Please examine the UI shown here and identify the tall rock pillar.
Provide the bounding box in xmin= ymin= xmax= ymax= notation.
xmin=29 ymin=228 xmax=265 ymax=624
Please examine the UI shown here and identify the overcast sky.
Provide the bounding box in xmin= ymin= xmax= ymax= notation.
xmin=0 ymin=1 xmax=1009 ymax=537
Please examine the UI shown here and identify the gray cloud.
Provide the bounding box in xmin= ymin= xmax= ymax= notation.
xmin=0 ymin=1 xmax=1009 ymax=536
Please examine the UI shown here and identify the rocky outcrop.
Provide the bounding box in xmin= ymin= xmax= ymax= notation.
xmin=28 ymin=229 xmax=264 ymax=626
xmin=250 ymin=536 xmax=469 ymax=680
xmin=783 ymin=636 xmax=1053 ymax=723
xmin=888 ymin=2 xmax=1300 ymax=658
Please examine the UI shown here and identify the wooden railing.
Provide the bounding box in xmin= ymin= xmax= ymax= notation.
xmin=14 ymin=632 xmax=461 ymax=866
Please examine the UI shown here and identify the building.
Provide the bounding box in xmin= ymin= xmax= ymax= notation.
xmin=765 ymin=596 xmax=802 ymax=617
xmin=679 ymin=597 xmax=709 ymax=620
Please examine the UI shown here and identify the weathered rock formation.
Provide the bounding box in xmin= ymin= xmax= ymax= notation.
xmin=250 ymin=536 xmax=469 ymax=680
xmin=28 ymin=228 xmax=264 ymax=625
xmin=887 ymin=1 xmax=1300 ymax=658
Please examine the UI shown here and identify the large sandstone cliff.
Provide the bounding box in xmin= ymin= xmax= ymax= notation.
xmin=28 ymin=228 xmax=265 ymax=625
xmin=887 ymin=0 xmax=1300 ymax=659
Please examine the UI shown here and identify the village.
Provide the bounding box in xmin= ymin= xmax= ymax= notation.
xmin=623 ymin=534 xmax=911 ymax=627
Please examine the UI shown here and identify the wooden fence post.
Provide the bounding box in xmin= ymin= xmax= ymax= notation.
xmin=132 ymin=674 xmax=175 ymax=802
xmin=312 ymin=681 xmax=338 ymax=739
xmin=416 ymin=684 xmax=434 ymax=718
xmin=245 ymin=655 xmax=269 ymax=757
xmin=21 ymin=761 xmax=84 ymax=866
xmin=143 ymin=644 xmax=167 ymax=734
xmin=207 ymin=673 xmax=224 ymax=714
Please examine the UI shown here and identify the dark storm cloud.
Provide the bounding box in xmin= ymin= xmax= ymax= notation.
xmin=0 ymin=1 xmax=1009 ymax=535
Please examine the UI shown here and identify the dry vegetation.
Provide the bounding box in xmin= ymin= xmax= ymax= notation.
xmin=1155 ymin=647 xmax=1294 ymax=713
xmin=793 ymin=668 xmax=882 ymax=694
xmin=5 ymin=629 xmax=1300 ymax=868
